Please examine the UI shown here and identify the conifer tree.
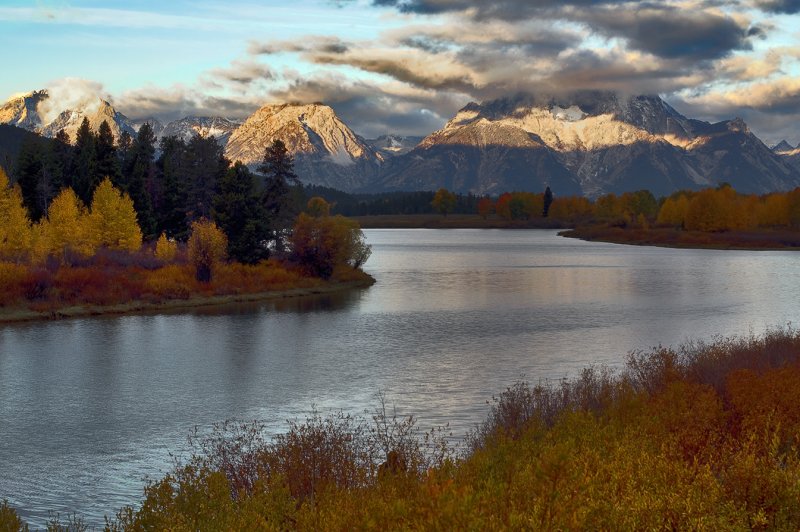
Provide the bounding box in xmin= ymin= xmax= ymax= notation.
xmin=95 ymin=120 xmax=121 ymax=188
xmin=259 ymin=139 xmax=299 ymax=252
xmin=73 ymin=117 xmax=98 ymax=204
xmin=156 ymin=136 xmax=189 ymax=239
xmin=14 ymin=136 xmax=45 ymax=221
xmin=213 ymin=161 xmax=269 ymax=263
xmin=543 ymin=186 xmax=553 ymax=218
xmin=185 ymin=134 xmax=228 ymax=222
xmin=124 ymin=123 xmax=158 ymax=238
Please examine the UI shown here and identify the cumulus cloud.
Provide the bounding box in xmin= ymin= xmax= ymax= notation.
xmin=39 ymin=78 xmax=112 ymax=123
xmin=53 ymin=0 xmax=796 ymax=143
xmin=117 ymin=83 xmax=262 ymax=122
xmin=569 ymin=5 xmax=760 ymax=61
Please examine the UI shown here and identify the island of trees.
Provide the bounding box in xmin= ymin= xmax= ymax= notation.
xmin=0 ymin=118 xmax=372 ymax=321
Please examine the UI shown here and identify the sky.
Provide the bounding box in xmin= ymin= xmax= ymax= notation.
xmin=1 ymin=0 xmax=800 ymax=143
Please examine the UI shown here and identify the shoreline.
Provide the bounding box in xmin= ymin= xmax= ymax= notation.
xmin=0 ymin=276 xmax=375 ymax=325
xmin=559 ymin=226 xmax=800 ymax=251
xmin=352 ymin=214 xmax=569 ymax=229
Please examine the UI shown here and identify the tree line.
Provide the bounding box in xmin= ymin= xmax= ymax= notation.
xmin=469 ymin=185 xmax=800 ymax=231
xmin=9 ymin=118 xmax=304 ymax=264
xmin=2 ymin=119 xmax=373 ymax=287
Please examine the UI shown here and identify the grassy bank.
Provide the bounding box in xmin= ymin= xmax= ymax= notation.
xmin=0 ymin=260 xmax=374 ymax=324
xmin=353 ymin=214 xmax=569 ymax=229
xmin=5 ymin=328 xmax=800 ymax=530
xmin=561 ymin=225 xmax=800 ymax=250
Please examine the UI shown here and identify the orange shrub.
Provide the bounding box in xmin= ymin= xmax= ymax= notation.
xmin=0 ymin=261 xmax=31 ymax=305
xmin=143 ymin=265 xmax=197 ymax=300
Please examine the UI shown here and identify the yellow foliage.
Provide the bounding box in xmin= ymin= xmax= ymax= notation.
xmin=306 ymin=197 xmax=331 ymax=218
xmin=187 ymin=219 xmax=227 ymax=282
xmin=89 ymin=178 xmax=143 ymax=252
xmin=41 ymin=187 xmax=96 ymax=261
xmin=0 ymin=167 xmax=32 ymax=262
xmin=154 ymin=233 xmax=178 ymax=262
xmin=656 ymin=194 xmax=690 ymax=227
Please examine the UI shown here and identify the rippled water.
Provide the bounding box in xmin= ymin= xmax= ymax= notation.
xmin=1 ymin=229 xmax=799 ymax=527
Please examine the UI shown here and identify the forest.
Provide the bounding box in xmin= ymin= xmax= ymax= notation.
xmin=0 ymin=119 xmax=372 ymax=316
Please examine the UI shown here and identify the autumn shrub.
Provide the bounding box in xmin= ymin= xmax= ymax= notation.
xmin=0 ymin=499 xmax=27 ymax=531
xmin=187 ymin=219 xmax=227 ymax=283
xmin=142 ymin=265 xmax=196 ymax=300
xmin=154 ymin=233 xmax=178 ymax=263
xmin=213 ymin=261 xmax=307 ymax=295
xmin=289 ymin=213 xmax=371 ymax=279
xmin=0 ymin=261 xmax=30 ymax=305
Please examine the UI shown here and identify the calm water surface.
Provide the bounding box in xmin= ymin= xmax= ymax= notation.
xmin=2 ymin=229 xmax=799 ymax=526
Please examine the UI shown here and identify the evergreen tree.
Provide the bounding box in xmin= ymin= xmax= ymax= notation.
xmin=14 ymin=136 xmax=45 ymax=221
xmin=258 ymin=139 xmax=299 ymax=252
xmin=49 ymin=129 xmax=73 ymax=192
xmin=124 ymin=123 xmax=158 ymax=238
xmin=73 ymin=117 xmax=98 ymax=204
xmin=213 ymin=161 xmax=269 ymax=263
xmin=543 ymin=186 xmax=554 ymax=218
xmin=156 ymin=136 xmax=189 ymax=239
xmin=185 ymin=134 xmax=228 ymax=222
xmin=95 ymin=120 xmax=121 ymax=189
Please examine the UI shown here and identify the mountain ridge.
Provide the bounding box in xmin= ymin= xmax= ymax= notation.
xmin=2 ymin=88 xmax=798 ymax=196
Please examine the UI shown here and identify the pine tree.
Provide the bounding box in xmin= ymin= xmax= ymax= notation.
xmin=212 ymin=161 xmax=269 ymax=263
xmin=258 ymin=139 xmax=299 ymax=252
xmin=14 ymin=136 xmax=45 ymax=221
xmin=156 ymin=136 xmax=189 ymax=239
xmin=51 ymin=129 xmax=74 ymax=191
xmin=73 ymin=117 xmax=98 ymax=204
xmin=543 ymin=186 xmax=554 ymax=218
xmin=95 ymin=120 xmax=121 ymax=189
xmin=124 ymin=123 xmax=157 ymax=238
xmin=185 ymin=134 xmax=228 ymax=222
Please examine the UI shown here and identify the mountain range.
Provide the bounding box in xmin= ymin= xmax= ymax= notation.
xmin=2 ymin=89 xmax=799 ymax=197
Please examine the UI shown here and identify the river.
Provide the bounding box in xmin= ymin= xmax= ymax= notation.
xmin=1 ymin=229 xmax=799 ymax=527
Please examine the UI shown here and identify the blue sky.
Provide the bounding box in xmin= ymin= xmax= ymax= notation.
xmin=1 ymin=0 xmax=800 ymax=142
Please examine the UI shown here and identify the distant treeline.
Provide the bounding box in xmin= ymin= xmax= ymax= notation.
xmin=302 ymin=185 xmax=480 ymax=216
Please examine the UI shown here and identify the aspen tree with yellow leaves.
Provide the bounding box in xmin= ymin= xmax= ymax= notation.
xmin=0 ymin=167 xmax=32 ymax=262
xmin=89 ymin=178 xmax=143 ymax=252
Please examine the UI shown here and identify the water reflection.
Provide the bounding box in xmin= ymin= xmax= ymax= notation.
xmin=1 ymin=229 xmax=799 ymax=527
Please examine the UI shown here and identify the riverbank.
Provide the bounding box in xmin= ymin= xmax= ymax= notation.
xmin=560 ymin=225 xmax=800 ymax=250
xmin=352 ymin=214 xmax=569 ymax=229
xmin=0 ymin=272 xmax=375 ymax=324
xmin=5 ymin=327 xmax=800 ymax=530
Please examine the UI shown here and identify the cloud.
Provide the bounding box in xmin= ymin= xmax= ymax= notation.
xmin=752 ymin=0 xmax=800 ymax=13
xmin=38 ymin=78 xmax=111 ymax=123
xmin=568 ymin=5 xmax=760 ymax=61
xmin=117 ymin=84 xmax=262 ymax=122
xmin=268 ymin=72 xmax=468 ymax=137
xmin=206 ymin=60 xmax=274 ymax=85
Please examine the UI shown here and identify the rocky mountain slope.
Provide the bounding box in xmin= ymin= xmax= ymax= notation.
xmin=0 ymin=90 xmax=136 ymax=141
xmin=773 ymin=141 xmax=800 ymax=172
xmin=225 ymin=103 xmax=383 ymax=190
xmin=365 ymin=135 xmax=423 ymax=157
xmin=2 ymin=88 xmax=799 ymax=196
xmin=161 ymin=116 xmax=241 ymax=145
xmin=377 ymin=93 xmax=800 ymax=196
